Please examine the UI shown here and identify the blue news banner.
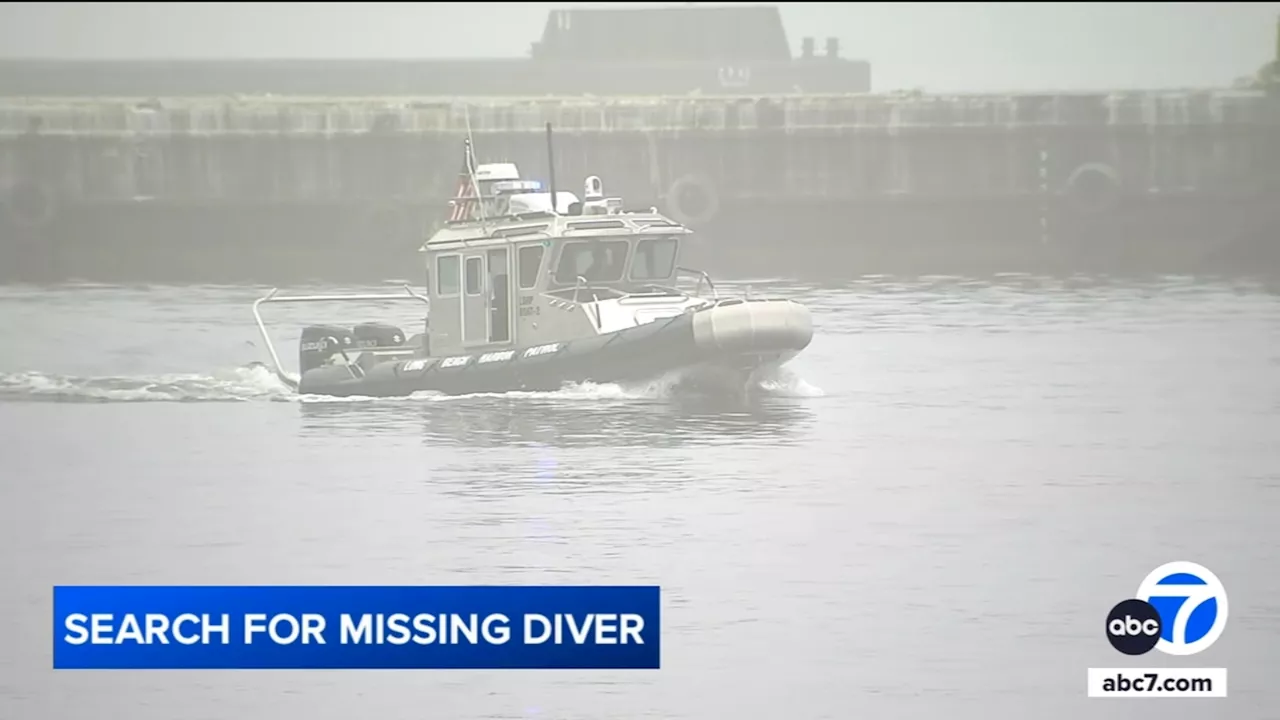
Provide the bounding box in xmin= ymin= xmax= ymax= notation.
xmin=53 ymin=585 xmax=660 ymax=670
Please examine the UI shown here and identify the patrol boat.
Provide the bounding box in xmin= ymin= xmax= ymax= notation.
xmin=251 ymin=126 xmax=814 ymax=398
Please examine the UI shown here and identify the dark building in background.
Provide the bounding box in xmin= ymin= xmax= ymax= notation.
xmin=0 ymin=6 xmax=871 ymax=97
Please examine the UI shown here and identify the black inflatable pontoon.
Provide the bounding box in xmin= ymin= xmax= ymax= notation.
xmin=253 ymin=287 xmax=812 ymax=398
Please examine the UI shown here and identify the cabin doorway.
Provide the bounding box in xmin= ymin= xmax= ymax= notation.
xmin=487 ymin=248 xmax=512 ymax=344
xmin=461 ymin=253 xmax=488 ymax=346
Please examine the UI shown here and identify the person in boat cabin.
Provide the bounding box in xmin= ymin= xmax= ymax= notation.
xmin=581 ymin=242 xmax=625 ymax=284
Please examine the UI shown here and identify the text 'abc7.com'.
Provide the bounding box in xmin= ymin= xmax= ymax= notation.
xmin=1088 ymin=561 xmax=1229 ymax=698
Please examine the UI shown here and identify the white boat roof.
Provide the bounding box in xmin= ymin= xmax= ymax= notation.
xmin=475 ymin=162 xmax=520 ymax=182
xmin=423 ymin=148 xmax=691 ymax=251
xmin=507 ymin=191 xmax=580 ymax=215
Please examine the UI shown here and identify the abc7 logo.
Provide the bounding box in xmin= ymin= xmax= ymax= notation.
xmin=1106 ymin=561 xmax=1229 ymax=656
xmin=1106 ymin=599 xmax=1163 ymax=655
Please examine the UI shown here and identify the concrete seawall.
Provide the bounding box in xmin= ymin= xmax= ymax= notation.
xmin=2 ymin=91 xmax=1275 ymax=210
xmin=1 ymin=91 xmax=1277 ymax=283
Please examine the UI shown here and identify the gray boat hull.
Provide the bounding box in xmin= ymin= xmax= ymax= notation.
xmin=297 ymin=298 xmax=813 ymax=398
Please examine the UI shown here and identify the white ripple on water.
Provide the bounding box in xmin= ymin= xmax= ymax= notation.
xmin=0 ymin=364 xmax=824 ymax=405
xmin=0 ymin=365 xmax=298 ymax=403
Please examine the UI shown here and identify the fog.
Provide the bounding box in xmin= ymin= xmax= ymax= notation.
xmin=0 ymin=1 xmax=1277 ymax=92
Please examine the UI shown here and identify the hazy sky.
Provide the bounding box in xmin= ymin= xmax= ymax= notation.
xmin=0 ymin=2 xmax=1277 ymax=92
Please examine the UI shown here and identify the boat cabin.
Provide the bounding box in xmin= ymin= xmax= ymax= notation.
xmin=420 ymin=165 xmax=698 ymax=357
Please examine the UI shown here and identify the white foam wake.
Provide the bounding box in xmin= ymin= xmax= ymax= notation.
xmin=0 ymin=365 xmax=298 ymax=403
xmin=753 ymin=365 xmax=826 ymax=398
xmin=0 ymin=363 xmax=823 ymax=404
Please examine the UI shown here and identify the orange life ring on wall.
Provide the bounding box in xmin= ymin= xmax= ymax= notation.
xmin=665 ymin=175 xmax=720 ymax=226
xmin=1064 ymin=162 xmax=1121 ymax=215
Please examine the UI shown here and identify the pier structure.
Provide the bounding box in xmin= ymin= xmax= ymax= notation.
xmin=1 ymin=89 xmax=1277 ymax=281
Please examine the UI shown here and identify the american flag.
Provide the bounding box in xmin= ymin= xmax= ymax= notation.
xmin=447 ymin=139 xmax=479 ymax=223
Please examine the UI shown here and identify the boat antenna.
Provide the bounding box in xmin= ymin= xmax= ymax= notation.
xmin=545 ymin=122 xmax=558 ymax=215
xmin=464 ymin=105 xmax=488 ymax=227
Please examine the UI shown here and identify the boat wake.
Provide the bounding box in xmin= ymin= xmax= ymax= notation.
xmin=0 ymin=364 xmax=824 ymax=405
xmin=0 ymin=366 xmax=298 ymax=403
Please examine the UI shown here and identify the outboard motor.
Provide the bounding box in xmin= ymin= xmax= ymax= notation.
xmin=299 ymin=324 xmax=355 ymax=374
xmin=352 ymin=322 xmax=405 ymax=349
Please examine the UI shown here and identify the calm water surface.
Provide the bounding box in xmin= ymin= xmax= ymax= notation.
xmin=1 ymin=274 xmax=1278 ymax=719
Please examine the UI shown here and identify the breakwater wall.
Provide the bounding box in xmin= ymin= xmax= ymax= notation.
xmin=1 ymin=91 xmax=1277 ymax=221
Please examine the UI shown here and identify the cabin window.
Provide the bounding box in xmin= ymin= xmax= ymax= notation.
xmin=436 ymin=255 xmax=460 ymax=296
xmin=630 ymin=236 xmax=679 ymax=280
xmin=465 ymin=257 xmax=484 ymax=295
xmin=517 ymin=245 xmax=545 ymax=289
xmin=553 ymin=239 xmax=630 ymax=284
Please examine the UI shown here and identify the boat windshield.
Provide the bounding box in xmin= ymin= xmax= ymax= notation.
xmin=629 ymin=236 xmax=679 ymax=281
xmin=553 ymin=239 xmax=630 ymax=284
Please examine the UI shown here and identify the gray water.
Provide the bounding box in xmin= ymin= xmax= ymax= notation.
xmin=1 ymin=275 xmax=1278 ymax=719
